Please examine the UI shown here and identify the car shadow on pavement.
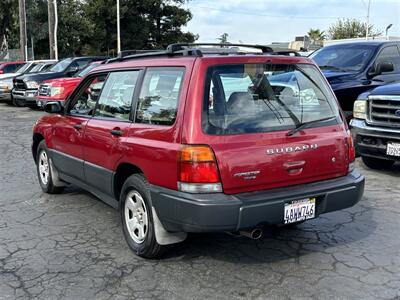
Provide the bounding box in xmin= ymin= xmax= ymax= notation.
xmin=160 ymin=206 xmax=376 ymax=263
xmin=59 ymin=180 xmax=376 ymax=264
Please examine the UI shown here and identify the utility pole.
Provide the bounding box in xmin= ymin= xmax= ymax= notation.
xmin=54 ymin=0 xmax=58 ymax=60
xmin=365 ymin=0 xmax=371 ymax=39
xmin=117 ymin=0 xmax=121 ymax=53
xmin=18 ymin=0 xmax=27 ymax=61
xmin=48 ymin=0 xmax=55 ymax=59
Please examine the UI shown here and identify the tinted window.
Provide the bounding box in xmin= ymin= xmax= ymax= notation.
xmin=77 ymin=63 xmax=99 ymax=77
xmin=94 ymin=71 xmax=139 ymax=120
xmin=203 ymin=64 xmax=339 ymax=135
xmin=69 ymin=75 xmax=107 ymax=116
xmin=376 ymin=46 xmax=400 ymax=72
xmin=3 ymin=64 xmax=21 ymax=73
xmin=50 ymin=58 xmax=72 ymax=72
xmin=310 ymin=45 xmax=375 ymax=71
xmin=135 ymin=67 xmax=184 ymax=126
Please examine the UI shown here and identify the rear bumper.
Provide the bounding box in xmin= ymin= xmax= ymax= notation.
xmin=12 ymin=89 xmax=38 ymax=104
xmin=350 ymin=118 xmax=400 ymax=161
xmin=151 ymin=170 xmax=365 ymax=233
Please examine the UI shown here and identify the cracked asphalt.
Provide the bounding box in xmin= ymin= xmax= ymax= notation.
xmin=0 ymin=102 xmax=399 ymax=300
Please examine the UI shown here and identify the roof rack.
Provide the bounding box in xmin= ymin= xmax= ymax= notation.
xmin=105 ymin=43 xmax=276 ymax=63
xmin=167 ymin=43 xmax=274 ymax=54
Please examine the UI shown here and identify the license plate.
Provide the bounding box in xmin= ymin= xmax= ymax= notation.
xmin=284 ymin=198 xmax=316 ymax=224
xmin=387 ymin=142 xmax=400 ymax=157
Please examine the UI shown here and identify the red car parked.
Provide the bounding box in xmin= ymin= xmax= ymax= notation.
xmin=36 ymin=62 xmax=102 ymax=108
xmin=0 ymin=61 xmax=25 ymax=74
xmin=32 ymin=43 xmax=364 ymax=258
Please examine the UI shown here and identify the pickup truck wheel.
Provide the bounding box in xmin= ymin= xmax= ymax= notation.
xmin=36 ymin=141 xmax=64 ymax=194
xmin=361 ymin=156 xmax=395 ymax=170
xmin=12 ymin=98 xmax=25 ymax=107
xmin=120 ymin=174 xmax=165 ymax=259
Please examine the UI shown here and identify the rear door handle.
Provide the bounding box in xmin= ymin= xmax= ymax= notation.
xmin=73 ymin=124 xmax=83 ymax=130
xmin=110 ymin=128 xmax=123 ymax=137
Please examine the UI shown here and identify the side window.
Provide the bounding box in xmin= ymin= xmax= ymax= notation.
xmin=94 ymin=71 xmax=139 ymax=120
xmin=135 ymin=67 xmax=184 ymax=126
xmin=75 ymin=59 xmax=92 ymax=70
xmin=376 ymin=46 xmax=400 ymax=72
xmin=4 ymin=64 xmax=17 ymax=73
xmin=69 ymin=74 xmax=107 ymax=116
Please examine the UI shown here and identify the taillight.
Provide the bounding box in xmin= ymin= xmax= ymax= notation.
xmin=178 ymin=145 xmax=222 ymax=193
xmin=0 ymin=70 xmax=3 ymax=74
xmin=346 ymin=130 xmax=355 ymax=172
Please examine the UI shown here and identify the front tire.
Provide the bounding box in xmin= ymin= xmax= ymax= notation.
xmin=120 ymin=174 xmax=165 ymax=258
xmin=361 ymin=156 xmax=395 ymax=170
xmin=36 ymin=140 xmax=64 ymax=194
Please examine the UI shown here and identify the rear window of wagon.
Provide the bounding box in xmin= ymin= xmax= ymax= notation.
xmin=202 ymin=63 xmax=340 ymax=135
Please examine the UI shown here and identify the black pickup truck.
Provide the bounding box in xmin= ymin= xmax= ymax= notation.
xmin=351 ymin=82 xmax=400 ymax=169
xmin=12 ymin=56 xmax=106 ymax=106
xmin=310 ymin=41 xmax=400 ymax=119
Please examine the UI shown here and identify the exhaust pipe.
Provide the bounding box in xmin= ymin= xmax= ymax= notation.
xmin=239 ymin=228 xmax=263 ymax=240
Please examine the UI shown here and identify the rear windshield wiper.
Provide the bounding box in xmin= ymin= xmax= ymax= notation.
xmin=286 ymin=116 xmax=337 ymax=136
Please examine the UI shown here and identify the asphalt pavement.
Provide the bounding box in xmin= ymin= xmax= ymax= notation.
xmin=0 ymin=102 xmax=399 ymax=300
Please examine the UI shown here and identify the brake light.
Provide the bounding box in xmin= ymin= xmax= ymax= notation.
xmin=0 ymin=70 xmax=3 ymax=74
xmin=178 ymin=145 xmax=222 ymax=193
xmin=346 ymin=130 xmax=355 ymax=172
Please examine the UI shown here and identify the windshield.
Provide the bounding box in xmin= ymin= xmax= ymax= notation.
xmin=77 ymin=63 xmax=99 ymax=77
xmin=203 ymin=63 xmax=339 ymax=135
xmin=310 ymin=45 xmax=375 ymax=72
xmin=28 ymin=63 xmax=45 ymax=73
xmin=50 ymin=58 xmax=72 ymax=72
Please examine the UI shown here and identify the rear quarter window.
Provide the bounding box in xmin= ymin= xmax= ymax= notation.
xmin=135 ymin=67 xmax=185 ymax=126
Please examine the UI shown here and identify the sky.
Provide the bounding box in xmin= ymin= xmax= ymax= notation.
xmin=183 ymin=0 xmax=400 ymax=44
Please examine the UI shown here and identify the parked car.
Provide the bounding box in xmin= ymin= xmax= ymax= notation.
xmin=351 ymin=82 xmax=400 ymax=169
xmin=0 ymin=61 xmax=25 ymax=74
xmin=32 ymin=43 xmax=364 ymax=258
xmin=13 ymin=56 xmax=106 ymax=107
xmin=36 ymin=61 xmax=103 ymax=108
xmin=310 ymin=41 xmax=400 ymax=119
xmin=0 ymin=60 xmax=57 ymax=104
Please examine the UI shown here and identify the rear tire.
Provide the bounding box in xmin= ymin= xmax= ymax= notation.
xmin=36 ymin=140 xmax=64 ymax=194
xmin=361 ymin=156 xmax=395 ymax=170
xmin=120 ymin=174 xmax=165 ymax=258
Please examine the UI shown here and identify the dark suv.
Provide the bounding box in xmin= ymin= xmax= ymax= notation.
xmin=32 ymin=43 xmax=364 ymax=258
xmin=351 ymin=82 xmax=400 ymax=169
xmin=13 ymin=56 xmax=106 ymax=106
xmin=310 ymin=41 xmax=400 ymax=119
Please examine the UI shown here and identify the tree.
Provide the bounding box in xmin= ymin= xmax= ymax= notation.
xmin=85 ymin=0 xmax=197 ymax=54
xmin=217 ymin=33 xmax=229 ymax=44
xmin=307 ymin=28 xmax=325 ymax=44
xmin=328 ymin=18 xmax=382 ymax=40
xmin=0 ymin=0 xmax=197 ymax=58
xmin=0 ymin=0 xmax=19 ymax=51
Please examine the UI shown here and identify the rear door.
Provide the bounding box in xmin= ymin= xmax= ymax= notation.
xmin=82 ymin=70 xmax=141 ymax=196
xmin=201 ymin=62 xmax=349 ymax=194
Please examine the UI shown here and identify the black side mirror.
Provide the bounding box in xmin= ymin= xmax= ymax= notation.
xmin=370 ymin=61 xmax=394 ymax=77
xmin=44 ymin=101 xmax=63 ymax=114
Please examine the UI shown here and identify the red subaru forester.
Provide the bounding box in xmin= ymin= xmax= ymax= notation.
xmin=32 ymin=44 xmax=365 ymax=258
